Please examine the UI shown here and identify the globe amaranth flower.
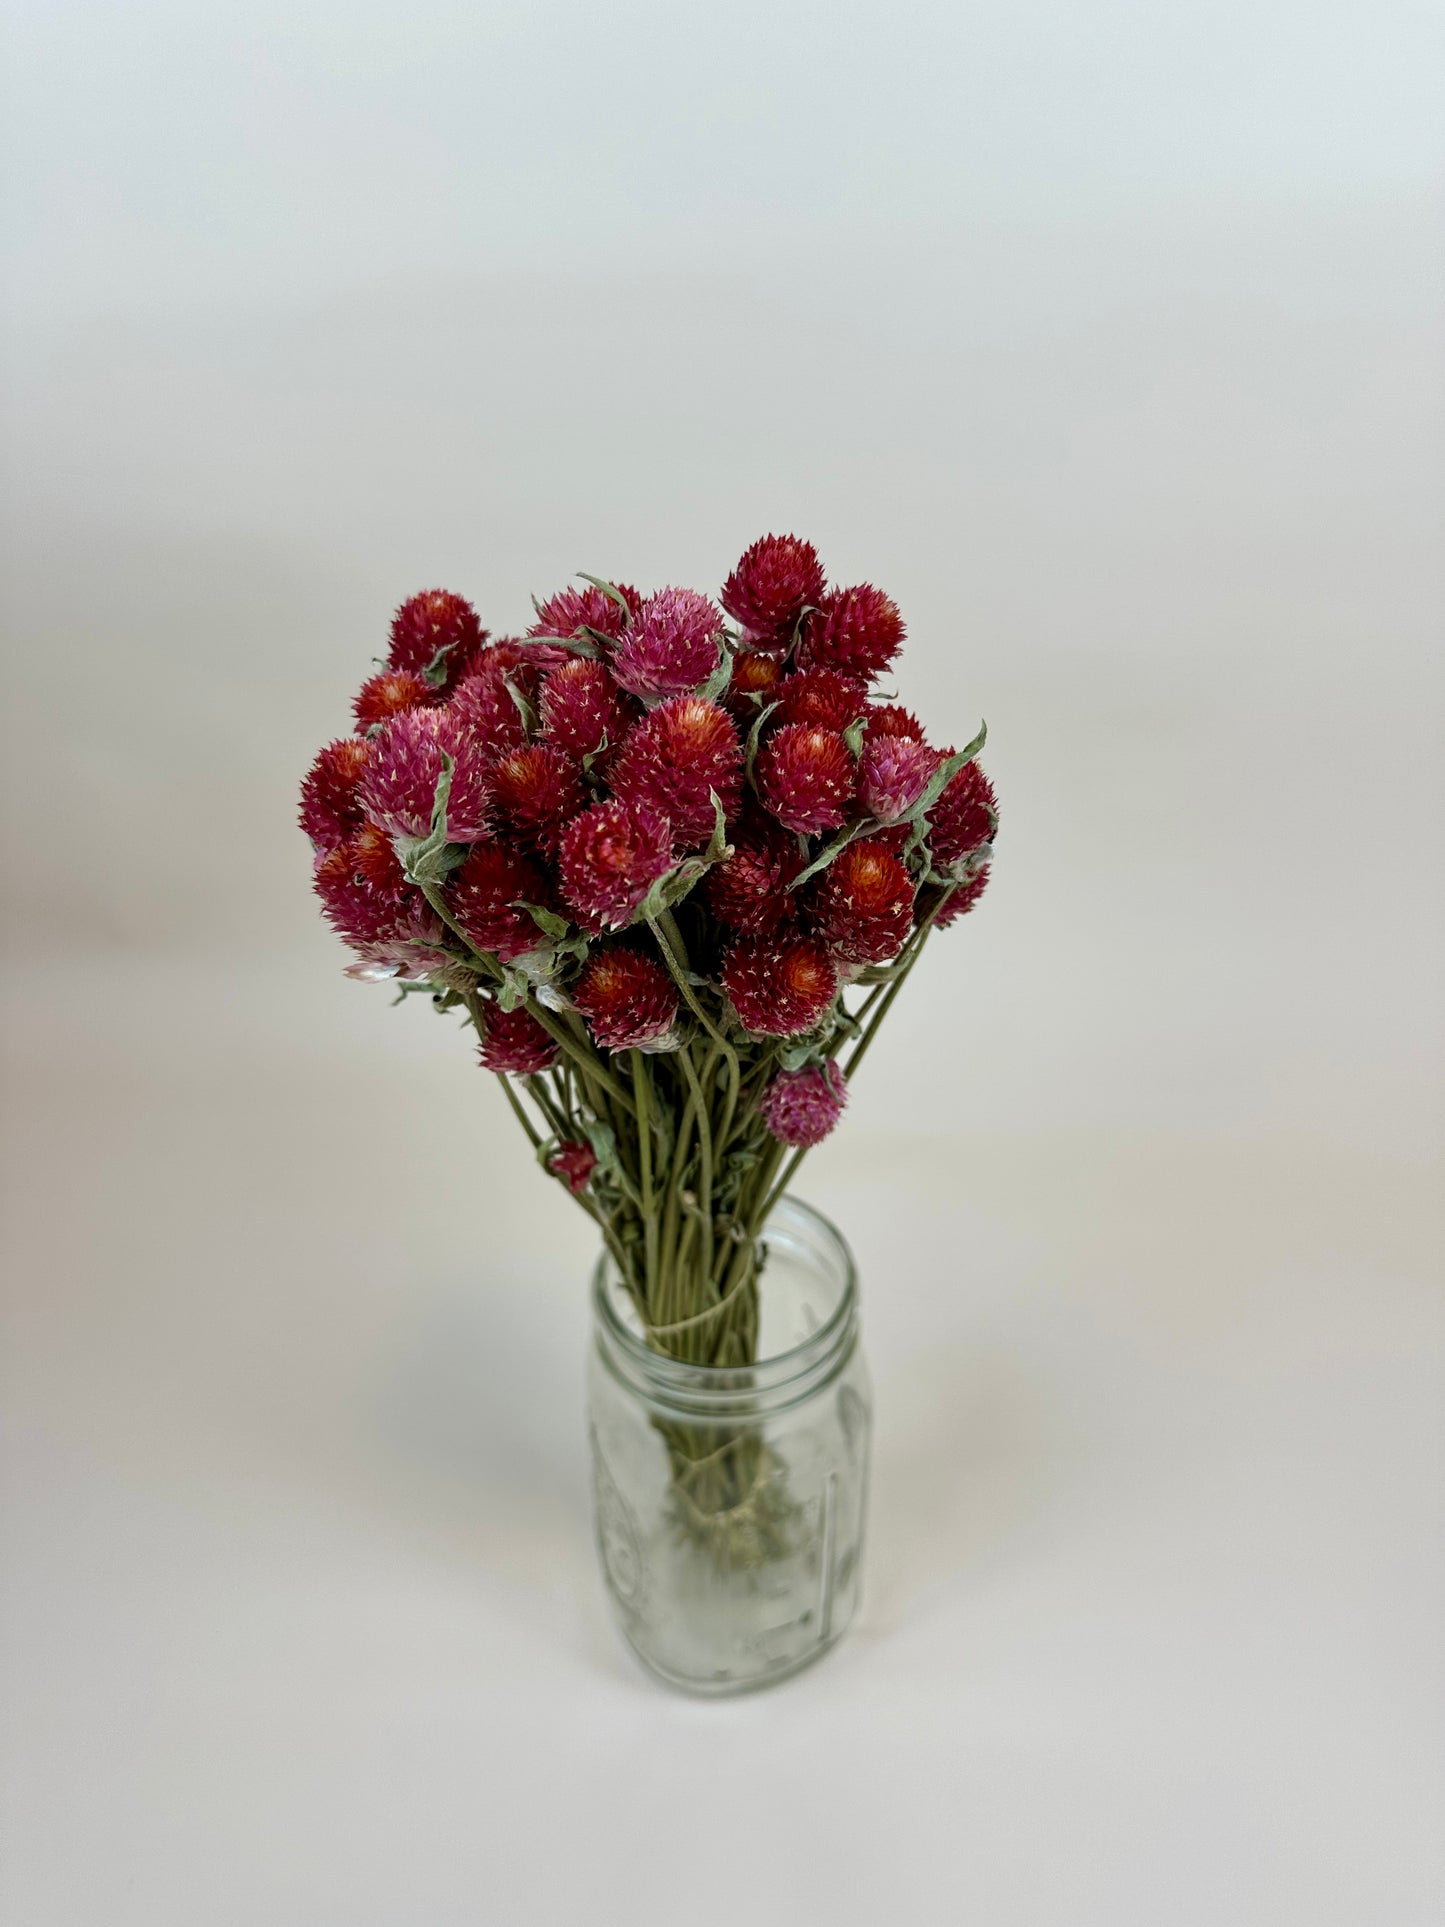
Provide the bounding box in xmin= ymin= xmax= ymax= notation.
xmin=809 ymin=838 xmax=915 ymax=964
xmin=858 ymin=734 xmax=940 ymax=825
xmin=300 ymin=738 xmax=373 ymax=852
xmin=312 ymin=840 xmax=440 ymax=949
xmin=449 ymin=840 xmax=551 ymax=963
xmin=557 ymin=797 xmax=673 ymax=930
xmin=772 ymin=668 xmax=868 ymax=734
xmin=353 ymin=670 xmax=432 ymax=734
xmin=611 ymin=588 xmax=722 ymax=701
xmin=449 ymin=657 xmax=533 ymax=760
xmin=722 ymin=934 xmax=837 ymax=1036
xmin=488 ymin=744 xmax=587 ymax=858
xmin=572 ymin=943 xmax=679 ymax=1051
xmin=754 ymin=724 xmax=855 ymax=835
xmin=360 ymin=707 xmax=492 ymax=842
xmin=797 ymin=584 xmax=904 ymax=683
xmin=758 ymin=1059 xmax=848 ymax=1148
xmin=477 ymin=1002 xmax=558 ymax=1074
xmin=724 ymin=648 xmax=785 ymax=718
xmin=720 ymin=533 xmax=826 ymax=649
xmin=548 ymin=1141 xmax=598 ymax=1193
xmin=539 ymin=658 xmax=637 ymax=766
xmin=865 ymin=702 xmax=925 ymax=743
xmin=927 ymin=760 xmax=997 ymax=867
xmin=703 ymin=818 xmax=804 ymax=936
xmin=931 ymin=865 xmax=990 ymax=927
xmin=387 ymin=590 xmax=486 ymax=687
xmin=529 ymin=582 xmax=641 ymax=643
xmin=608 ymin=695 xmax=742 ymax=848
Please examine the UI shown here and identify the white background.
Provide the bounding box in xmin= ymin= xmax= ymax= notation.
xmin=2 ymin=3 xmax=1442 ymax=1921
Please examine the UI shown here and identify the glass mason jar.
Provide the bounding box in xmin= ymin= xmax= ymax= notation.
xmin=587 ymin=1195 xmax=872 ymax=1695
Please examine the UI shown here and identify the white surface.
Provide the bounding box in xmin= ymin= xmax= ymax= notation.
xmin=3 ymin=2 xmax=1443 ymax=1921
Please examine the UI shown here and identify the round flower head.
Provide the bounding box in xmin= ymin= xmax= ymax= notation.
xmin=449 ymin=840 xmax=551 ymax=962
xmin=611 ymin=588 xmax=722 ymax=702
xmin=387 ymin=589 xmax=485 ymax=687
xmin=722 ymin=934 xmax=837 ymax=1036
xmin=755 ymin=724 xmax=855 ymax=835
xmin=477 ymin=1002 xmax=558 ymax=1075
xmin=772 ymin=668 xmax=868 ymax=734
xmin=557 ymin=797 xmax=673 ymax=930
xmin=353 ymin=670 xmax=431 ymax=734
xmin=932 ymin=864 xmax=990 ymax=928
xmin=300 ymin=738 xmax=373 ymax=852
xmin=529 ymin=581 xmax=641 ymax=642
xmin=360 ymin=707 xmax=491 ymax=843
xmin=450 ymin=657 xmax=532 ymax=761
xmin=725 ymin=648 xmax=785 ymax=717
xmin=539 ymin=657 xmax=637 ymax=765
xmin=489 ymin=744 xmax=586 ymax=858
xmin=858 ymin=735 xmax=940 ymax=825
xmin=703 ymin=819 xmax=804 ymax=936
xmin=609 ymin=695 xmax=742 ymax=848
xmin=573 ymin=943 xmax=679 ymax=1051
xmin=313 ymin=839 xmax=439 ymax=949
xmin=928 ymin=760 xmax=998 ymax=868
xmin=549 ymin=1140 xmax=598 ymax=1193
xmin=865 ymin=702 xmax=925 ymax=743
xmin=720 ymin=533 xmax=825 ymax=649
xmin=798 ymin=584 xmax=905 ymax=683
xmin=758 ymin=1059 xmax=848 ymax=1148
xmin=810 ymin=838 xmax=915 ymax=964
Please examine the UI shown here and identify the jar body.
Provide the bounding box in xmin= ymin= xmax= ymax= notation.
xmin=586 ymin=1196 xmax=872 ymax=1695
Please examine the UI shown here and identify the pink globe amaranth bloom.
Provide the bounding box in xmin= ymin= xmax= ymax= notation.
xmin=865 ymin=701 xmax=925 ymax=743
xmin=928 ymin=760 xmax=997 ymax=867
xmin=573 ymin=943 xmax=679 ymax=1051
xmin=858 ymin=734 xmax=940 ymax=825
xmin=722 ymin=934 xmax=837 ymax=1036
xmin=353 ymin=670 xmax=432 ymax=734
xmin=609 ymin=695 xmax=742 ymax=849
xmin=755 ymin=724 xmax=855 ymax=836
xmin=772 ymin=668 xmax=868 ymax=735
xmin=539 ymin=658 xmax=638 ymax=765
xmin=488 ymin=744 xmax=587 ymax=858
xmin=809 ymin=838 xmax=915 ymax=965
xmin=360 ymin=708 xmax=492 ymax=842
xmin=450 ymin=657 xmax=533 ymax=761
xmin=557 ymin=797 xmax=674 ymax=931
xmin=529 ymin=582 xmax=641 ymax=642
xmin=449 ymin=840 xmax=551 ymax=963
xmin=313 ymin=840 xmax=441 ymax=950
xmin=703 ymin=818 xmax=804 ymax=936
xmin=477 ymin=1002 xmax=558 ymax=1075
xmin=611 ymin=588 xmax=722 ymax=701
xmin=720 ymin=533 xmax=825 ymax=649
xmin=797 ymin=584 xmax=905 ymax=683
xmin=549 ymin=1140 xmax=598 ymax=1194
xmin=932 ymin=864 xmax=991 ymax=928
xmin=300 ymin=738 xmax=373 ymax=852
xmin=387 ymin=590 xmax=486 ymax=686
xmin=758 ymin=1059 xmax=848 ymax=1148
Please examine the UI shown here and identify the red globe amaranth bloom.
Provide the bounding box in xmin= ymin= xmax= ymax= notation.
xmin=772 ymin=668 xmax=868 ymax=734
xmin=349 ymin=820 xmax=407 ymax=893
xmin=609 ymin=696 xmax=742 ymax=848
xmin=387 ymin=590 xmax=485 ymax=686
xmin=539 ymin=658 xmax=636 ymax=765
xmin=758 ymin=1059 xmax=848 ymax=1148
xmin=477 ymin=1002 xmax=558 ymax=1075
xmin=573 ymin=944 xmax=679 ymax=1050
xmin=932 ymin=865 xmax=990 ymax=928
xmin=725 ymin=649 xmax=785 ymax=717
xmin=703 ymin=820 xmax=803 ymax=935
xmin=928 ymin=760 xmax=997 ymax=867
xmin=755 ymin=724 xmax=855 ymax=835
xmin=489 ymin=744 xmax=586 ymax=857
xmin=798 ymin=584 xmax=904 ymax=683
xmin=720 ymin=533 xmax=825 ymax=649
xmin=353 ymin=670 xmax=431 ymax=733
xmin=313 ymin=840 xmax=439 ymax=949
xmin=529 ymin=582 xmax=640 ymax=642
xmin=449 ymin=840 xmax=550 ymax=963
xmin=865 ymin=702 xmax=925 ymax=743
xmin=810 ymin=839 xmax=915 ymax=964
xmin=549 ymin=1141 xmax=597 ymax=1193
xmin=450 ymin=657 xmax=532 ymax=760
xmin=722 ymin=934 xmax=837 ymax=1036
xmin=300 ymin=738 xmax=373 ymax=852
xmin=611 ymin=588 xmax=722 ymax=701
xmin=858 ymin=735 xmax=940 ymax=825
xmin=557 ymin=798 xmax=673 ymax=930
xmin=360 ymin=708 xmax=491 ymax=842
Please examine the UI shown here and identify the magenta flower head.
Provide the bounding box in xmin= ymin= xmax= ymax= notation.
xmin=352 ymin=670 xmax=432 ymax=734
xmin=477 ymin=1002 xmax=558 ymax=1075
xmin=300 ymin=738 xmax=373 ymax=853
xmin=810 ymin=838 xmax=915 ymax=964
xmin=722 ymin=934 xmax=837 ymax=1036
xmin=312 ymin=840 xmax=441 ymax=950
xmin=448 ymin=840 xmax=550 ymax=963
xmin=557 ymin=797 xmax=673 ymax=930
xmin=933 ymin=864 xmax=991 ymax=927
xmin=720 ymin=534 xmax=826 ymax=650
xmin=755 ymin=724 xmax=855 ymax=835
xmin=573 ymin=942 xmax=680 ymax=1051
xmin=611 ymin=588 xmax=722 ymax=701
xmin=609 ymin=695 xmax=742 ymax=848
xmin=489 ymin=744 xmax=587 ymax=858
xmin=865 ymin=701 xmax=925 ymax=743
xmin=387 ymin=590 xmax=485 ymax=687
xmin=772 ymin=668 xmax=868 ymax=734
xmin=703 ymin=816 xmax=804 ymax=936
xmin=530 ymin=581 xmax=641 ymax=643
xmin=928 ymin=760 xmax=998 ymax=868
xmin=858 ymin=734 xmax=939 ymax=825
xmin=360 ymin=707 xmax=491 ymax=843
xmin=548 ymin=1141 xmax=597 ymax=1193
xmin=539 ymin=658 xmax=637 ymax=766
xmin=724 ymin=648 xmax=785 ymax=718
xmin=798 ymin=584 xmax=905 ymax=683
xmin=759 ymin=1059 xmax=848 ymax=1148
xmin=449 ymin=656 xmax=533 ymax=761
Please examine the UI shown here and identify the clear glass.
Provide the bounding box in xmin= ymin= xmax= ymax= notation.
xmin=587 ymin=1195 xmax=872 ymax=1695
